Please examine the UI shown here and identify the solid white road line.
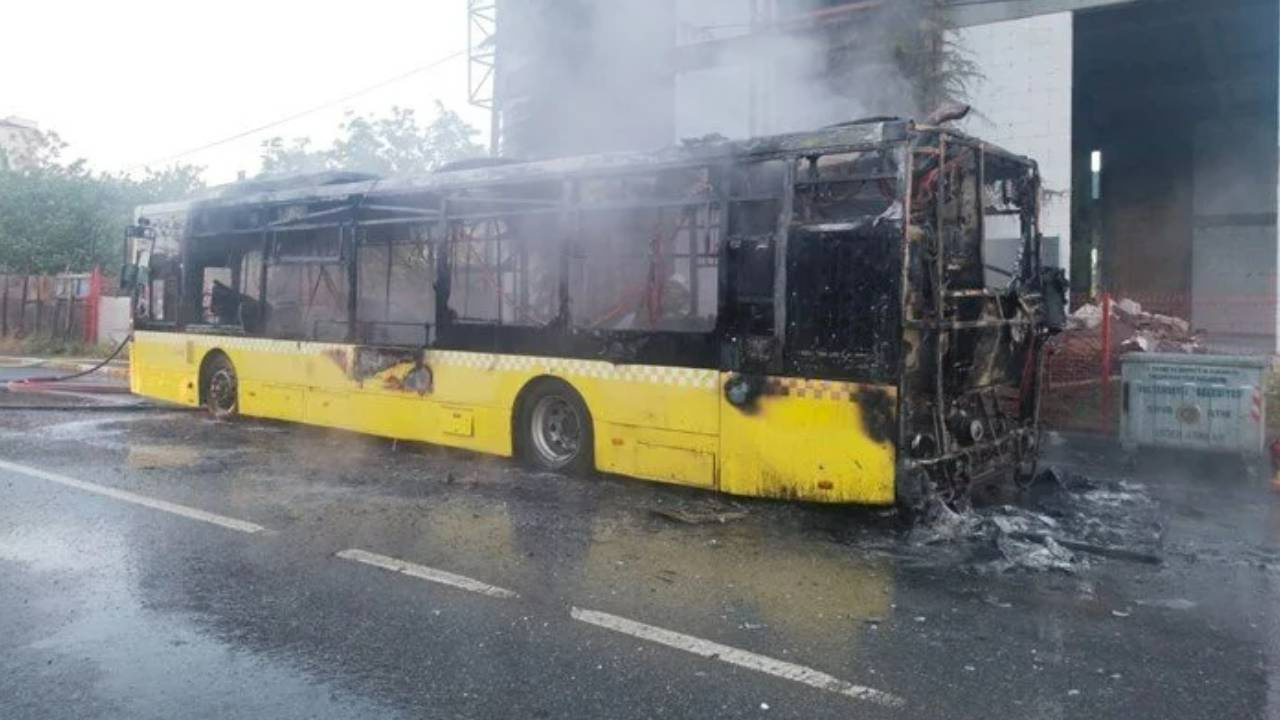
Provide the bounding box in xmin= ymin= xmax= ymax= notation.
xmin=570 ymin=607 xmax=905 ymax=709
xmin=0 ymin=458 xmax=267 ymax=534
xmin=335 ymin=548 xmax=519 ymax=599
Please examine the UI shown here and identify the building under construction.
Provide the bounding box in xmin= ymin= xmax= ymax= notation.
xmin=472 ymin=0 xmax=1280 ymax=352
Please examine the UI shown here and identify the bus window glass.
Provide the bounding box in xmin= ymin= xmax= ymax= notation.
xmin=570 ymin=169 xmax=719 ymax=332
xmin=447 ymin=214 xmax=559 ymax=326
xmin=265 ymin=228 xmax=348 ymax=340
xmin=201 ymin=266 xmax=233 ymax=324
xmin=785 ymin=223 xmax=899 ymax=382
xmin=795 ymin=150 xmax=899 ymax=224
xmin=785 ymin=150 xmax=904 ymax=382
xmin=239 ymin=250 xmax=262 ymax=300
xmin=359 ymin=224 xmax=436 ymax=345
xmin=982 ymin=156 xmax=1034 ymax=289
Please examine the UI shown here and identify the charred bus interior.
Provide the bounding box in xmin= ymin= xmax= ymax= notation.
xmin=129 ymin=120 xmax=1059 ymax=509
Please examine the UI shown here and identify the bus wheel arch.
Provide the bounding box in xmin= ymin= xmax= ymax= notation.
xmin=512 ymin=376 xmax=594 ymax=475
xmin=198 ymin=350 xmax=238 ymax=420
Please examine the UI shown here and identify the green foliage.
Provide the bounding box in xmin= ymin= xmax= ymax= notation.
xmin=0 ymin=102 xmax=480 ymax=276
xmin=0 ymin=333 xmax=114 ymax=358
xmin=893 ymin=0 xmax=982 ymax=116
xmin=258 ymin=137 xmax=329 ymax=176
xmin=0 ymin=129 xmax=205 ymax=275
xmin=260 ymin=103 xmax=485 ymax=177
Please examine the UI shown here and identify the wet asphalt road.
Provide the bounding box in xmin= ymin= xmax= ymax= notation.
xmin=1 ymin=368 xmax=1279 ymax=719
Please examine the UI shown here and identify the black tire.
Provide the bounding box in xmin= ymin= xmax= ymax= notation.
xmin=203 ymin=354 xmax=238 ymax=420
xmin=517 ymin=380 xmax=593 ymax=475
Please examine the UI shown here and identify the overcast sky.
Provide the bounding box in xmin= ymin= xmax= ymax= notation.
xmin=0 ymin=0 xmax=490 ymax=183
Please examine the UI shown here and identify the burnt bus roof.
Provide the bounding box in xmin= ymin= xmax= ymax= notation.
xmin=137 ymin=120 xmax=1035 ymax=219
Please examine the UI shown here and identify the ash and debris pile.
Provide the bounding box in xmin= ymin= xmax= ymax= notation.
xmin=908 ymin=469 xmax=1162 ymax=574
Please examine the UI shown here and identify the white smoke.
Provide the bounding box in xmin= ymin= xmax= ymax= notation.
xmin=498 ymin=0 xmax=928 ymax=157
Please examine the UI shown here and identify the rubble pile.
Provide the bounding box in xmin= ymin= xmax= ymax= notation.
xmin=1068 ymin=297 xmax=1202 ymax=354
xmin=1049 ymin=297 xmax=1202 ymax=381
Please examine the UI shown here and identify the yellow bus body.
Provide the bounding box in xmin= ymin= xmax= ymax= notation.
xmin=131 ymin=330 xmax=897 ymax=505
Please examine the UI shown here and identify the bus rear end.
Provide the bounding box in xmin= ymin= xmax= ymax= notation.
xmin=716 ymin=123 xmax=1060 ymax=511
xmin=894 ymin=128 xmax=1064 ymax=512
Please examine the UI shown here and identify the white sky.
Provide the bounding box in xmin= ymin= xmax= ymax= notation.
xmin=0 ymin=0 xmax=491 ymax=184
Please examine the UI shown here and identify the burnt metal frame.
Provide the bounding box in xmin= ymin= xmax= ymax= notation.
xmin=141 ymin=123 xmax=1046 ymax=475
xmin=895 ymin=130 xmax=1046 ymax=495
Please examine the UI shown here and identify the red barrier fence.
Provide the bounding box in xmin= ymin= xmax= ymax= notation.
xmin=1040 ymin=290 xmax=1276 ymax=434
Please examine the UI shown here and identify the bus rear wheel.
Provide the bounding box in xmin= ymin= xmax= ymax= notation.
xmin=519 ymin=380 xmax=593 ymax=475
xmin=203 ymin=355 xmax=239 ymax=420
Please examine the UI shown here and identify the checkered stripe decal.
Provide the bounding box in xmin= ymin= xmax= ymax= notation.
xmin=429 ymin=350 xmax=718 ymax=389
xmin=138 ymin=333 xmax=717 ymax=390
xmin=762 ymin=377 xmax=861 ymax=401
xmin=139 ymin=333 xmax=875 ymax=398
xmin=137 ymin=332 xmax=349 ymax=356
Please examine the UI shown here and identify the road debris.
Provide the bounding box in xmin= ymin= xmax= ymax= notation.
xmin=649 ymin=501 xmax=749 ymax=525
xmin=902 ymin=466 xmax=1163 ymax=574
xmin=1066 ymin=297 xmax=1200 ymax=354
xmin=1135 ymin=598 xmax=1196 ymax=610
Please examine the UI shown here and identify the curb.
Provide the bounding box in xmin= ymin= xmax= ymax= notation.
xmin=29 ymin=358 xmax=129 ymax=381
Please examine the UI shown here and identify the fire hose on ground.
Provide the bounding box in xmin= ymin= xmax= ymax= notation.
xmin=5 ymin=332 xmax=135 ymax=394
xmin=0 ymin=333 xmax=183 ymax=411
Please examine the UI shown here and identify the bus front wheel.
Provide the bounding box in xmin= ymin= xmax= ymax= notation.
xmin=203 ymin=354 xmax=239 ymax=421
xmin=518 ymin=380 xmax=593 ymax=475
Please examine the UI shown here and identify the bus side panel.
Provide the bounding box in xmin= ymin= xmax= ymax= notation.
xmin=718 ymin=377 xmax=897 ymax=505
xmin=132 ymin=333 xmax=896 ymax=504
xmin=567 ymin=368 xmax=719 ymax=489
xmin=419 ymin=351 xmax=721 ymax=478
xmin=594 ymin=423 xmax=718 ymax=489
xmin=130 ymin=334 xmax=721 ymax=481
xmin=130 ymin=331 xmax=199 ymax=406
xmin=227 ymin=339 xmax=350 ymax=424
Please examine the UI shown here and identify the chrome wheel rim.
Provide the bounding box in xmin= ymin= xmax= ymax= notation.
xmin=530 ymin=395 xmax=581 ymax=467
xmin=208 ymin=368 xmax=237 ymax=414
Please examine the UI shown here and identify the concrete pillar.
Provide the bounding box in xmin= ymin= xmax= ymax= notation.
xmin=954 ymin=12 xmax=1075 ymax=274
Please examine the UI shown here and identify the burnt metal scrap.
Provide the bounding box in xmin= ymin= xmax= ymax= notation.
xmin=128 ymin=117 xmax=1059 ymax=509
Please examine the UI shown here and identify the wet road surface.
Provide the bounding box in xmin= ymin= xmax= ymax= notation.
xmin=1 ymin=374 xmax=1279 ymax=719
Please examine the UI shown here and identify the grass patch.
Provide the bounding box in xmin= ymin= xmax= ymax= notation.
xmin=0 ymin=333 xmax=116 ymax=359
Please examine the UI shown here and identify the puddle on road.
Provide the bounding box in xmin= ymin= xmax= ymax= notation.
xmin=0 ymin=520 xmax=130 ymax=576
xmin=127 ymin=444 xmax=204 ymax=469
xmin=298 ymin=485 xmax=897 ymax=661
xmin=4 ymin=522 xmax=401 ymax=720
xmin=7 ymin=406 xmax=1280 ymax=719
xmin=3 ymin=406 xmax=1178 ymax=584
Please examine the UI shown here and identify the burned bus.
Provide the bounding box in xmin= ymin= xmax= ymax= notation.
xmin=123 ymin=119 xmax=1063 ymax=511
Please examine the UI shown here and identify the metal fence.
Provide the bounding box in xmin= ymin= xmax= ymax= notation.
xmin=1040 ymin=290 xmax=1276 ymax=434
xmin=0 ymin=270 xmax=104 ymax=343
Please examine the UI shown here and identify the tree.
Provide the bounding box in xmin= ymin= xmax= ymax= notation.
xmin=0 ymin=125 xmax=205 ymax=275
xmin=259 ymin=102 xmax=485 ymax=177
xmin=894 ymin=0 xmax=981 ymax=117
xmin=0 ymin=126 xmax=71 ymax=172
xmin=259 ymin=137 xmax=330 ymax=176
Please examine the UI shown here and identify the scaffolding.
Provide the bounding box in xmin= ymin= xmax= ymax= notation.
xmin=467 ymin=0 xmax=499 ymax=154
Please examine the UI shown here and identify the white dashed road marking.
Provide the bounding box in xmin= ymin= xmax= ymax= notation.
xmin=336 ymin=548 xmax=519 ymax=599
xmin=0 ymin=458 xmax=267 ymax=534
xmin=2 ymin=452 xmax=899 ymax=708
xmin=570 ymin=607 xmax=905 ymax=709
